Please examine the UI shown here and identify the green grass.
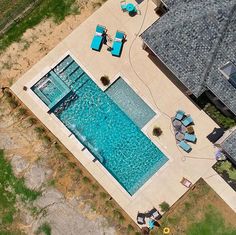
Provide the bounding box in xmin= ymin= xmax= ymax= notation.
xmin=0 ymin=149 xmax=40 ymax=229
xmin=0 ymin=0 xmax=79 ymax=52
xmin=36 ymin=222 xmax=51 ymax=235
xmin=187 ymin=205 xmax=236 ymax=235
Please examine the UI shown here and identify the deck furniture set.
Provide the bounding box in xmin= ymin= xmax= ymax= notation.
xmin=172 ymin=110 xmax=197 ymax=152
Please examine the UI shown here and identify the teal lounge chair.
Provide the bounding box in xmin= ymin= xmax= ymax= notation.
xmin=178 ymin=140 xmax=192 ymax=152
xmin=111 ymin=31 xmax=125 ymax=57
xmin=182 ymin=116 xmax=193 ymax=126
xmin=184 ymin=133 xmax=196 ymax=143
xmin=120 ymin=0 xmax=127 ymax=11
xmin=90 ymin=25 xmax=106 ymax=51
xmin=175 ymin=110 xmax=185 ymax=120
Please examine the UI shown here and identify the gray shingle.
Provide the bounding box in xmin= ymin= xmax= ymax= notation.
xmin=222 ymin=130 xmax=236 ymax=162
xmin=141 ymin=0 xmax=236 ymax=115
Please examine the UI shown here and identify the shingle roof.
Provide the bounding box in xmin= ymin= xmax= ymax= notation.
xmin=141 ymin=0 xmax=236 ymax=116
xmin=221 ymin=130 xmax=236 ymax=163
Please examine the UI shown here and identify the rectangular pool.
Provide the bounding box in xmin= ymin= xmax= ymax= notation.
xmin=32 ymin=55 xmax=168 ymax=195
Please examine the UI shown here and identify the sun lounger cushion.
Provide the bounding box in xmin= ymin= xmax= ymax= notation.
xmin=178 ymin=140 xmax=192 ymax=152
xmin=182 ymin=116 xmax=193 ymax=126
xmin=111 ymin=41 xmax=123 ymax=56
xmin=91 ymin=35 xmax=103 ymax=51
xmin=184 ymin=133 xmax=196 ymax=142
xmin=175 ymin=110 xmax=185 ymax=120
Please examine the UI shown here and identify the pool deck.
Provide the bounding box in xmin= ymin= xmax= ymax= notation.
xmin=11 ymin=0 xmax=236 ymax=225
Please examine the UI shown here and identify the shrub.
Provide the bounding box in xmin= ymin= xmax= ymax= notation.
xmin=99 ymin=191 xmax=108 ymax=199
xmin=42 ymin=135 xmax=51 ymax=144
xmin=28 ymin=117 xmax=37 ymax=125
xmin=127 ymin=224 xmax=134 ymax=233
xmin=18 ymin=107 xmax=27 ymax=116
xmin=100 ymin=75 xmax=110 ymax=86
xmin=68 ymin=161 xmax=76 ymax=168
xmin=82 ymin=176 xmax=91 ymax=184
xmin=36 ymin=222 xmax=51 ymax=235
xmin=152 ymin=127 xmax=163 ymax=137
xmin=159 ymin=201 xmax=170 ymax=212
xmin=34 ymin=127 xmax=45 ymax=134
xmin=91 ymin=184 xmax=99 ymax=191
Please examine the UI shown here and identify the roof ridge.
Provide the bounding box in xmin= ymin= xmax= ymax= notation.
xmin=202 ymin=3 xmax=236 ymax=86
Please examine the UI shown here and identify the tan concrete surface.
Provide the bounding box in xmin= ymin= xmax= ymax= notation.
xmin=11 ymin=0 xmax=236 ymax=225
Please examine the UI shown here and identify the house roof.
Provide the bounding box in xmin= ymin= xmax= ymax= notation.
xmin=141 ymin=0 xmax=236 ymax=116
xmin=221 ymin=129 xmax=236 ymax=163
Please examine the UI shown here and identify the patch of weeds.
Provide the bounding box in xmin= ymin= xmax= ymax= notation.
xmin=17 ymin=107 xmax=27 ymax=116
xmin=28 ymin=117 xmax=37 ymax=125
xmin=21 ymin=39 xmax=30 ymax=51
xmin=0 ymin=150 xmax=40 ymax=229
xmin=168 ymin=216 xmax=180 ymax=225
xmin=53 ymin=142 xmax=61 ymax=151
xmin=105 ymin=200 xmax=114 ymax=209
xmin=92 ymin=1 xmax=102 ymax=9
xmin=82 ymin=176 xmax=91 ymax=184
xmin=1 ymin=60 xmax=13 ymax=70
xmin=5 ymin=94 xmax=18 ymax=108
xmin=47 ymin=179 xmax=56 ymax=187
xmin=76 ymin=168 xmax=82 ymax=175
xmin=30 ymin=206 xmax=42 ymax=217
xmin=184 ymin=202 xmax=191 ymax=211
xmin=68 ymin=161 xmax=76 ymax=169
xmin=113 ymin=209 xmax=125 ymax=223
xmin=159 ymin=201 xmax=170 ymax=213
xmin=91 ymin=183 xmax=99 ymax=191
xmin=42 ymin=135 xmax=52 ymax=145
xmin=99 ymin=191 xmax=108 ymax=199
xmin=127 ymin=224 xmax=134 ymax=233
xmin=34 ymin=126 xmax=45 ymax=135
xmin=36 ymin=222 xmax=51 ymax=235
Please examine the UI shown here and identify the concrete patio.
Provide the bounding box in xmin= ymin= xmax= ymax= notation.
xmin=11 ymin=0 xmax=236 ymax=225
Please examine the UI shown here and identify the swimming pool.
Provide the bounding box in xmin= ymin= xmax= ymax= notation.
xmin=32 ymin=55 xmax=168 ymax=195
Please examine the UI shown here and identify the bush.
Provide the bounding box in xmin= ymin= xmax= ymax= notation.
xmin=42 ymin=135 xmax=51 ymax=144
xmin=99 ymin=191 xmax=108 ymax=199
xmin=82 ymin=176 xmax=91 ymax=184
xmin=152 ymin=127 xmax=163 ymax=137
xmin=18 ymin=107 xmax=27 ymax=116
xmin=28 ymin=117 xmax=37 ymax=125
xmin=204 ymin=104 xmax=236 ymax=129
xmin=36 ymin=222 xmax=51 ymax=235
xmin=159 ymin=201 xmax=170 ymax=212
xmin=100 ymin=75 xmax=110 ymax=86
xmin=127 ymin=224 xmax=134 ymax=233
xmin=34 ymin=127 xmax=45 ymax=134
xmin=91 ymin=184 xmax=99 ymax=191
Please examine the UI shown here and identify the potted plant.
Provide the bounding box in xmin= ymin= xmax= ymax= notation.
xmin=152 ymin=127 xmax=162 ymax=137
xmin=100 ymin=75 xmax=110 ymax=86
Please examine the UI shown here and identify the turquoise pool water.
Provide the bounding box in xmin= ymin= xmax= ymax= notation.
xmin=106 ymin=77 xmax=156 ymax=128
xmin=32 ymin=55 xmax=168 ymax=195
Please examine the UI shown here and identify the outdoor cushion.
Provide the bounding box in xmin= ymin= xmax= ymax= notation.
xmin=111 ymin=31 xmax=125 ymax=57
xmin=184 ymin=133 xmax=196 ymax=142
xmin=182 ymin=116 xmax=193 ymax=126
xmin=91 ymin=35 xmax=103 ymax=51
xmin=96 ymin=25 xmax=105 ymax=34
xmin=116 ymin=31 xmax=125 ymax=39
xmin=111 ymin=41 xmax=123 ymax=56
xmin=175 ymin=110 xmax=185 ymax=120
xmin=178 ymin=140 xmax=192 ymax=152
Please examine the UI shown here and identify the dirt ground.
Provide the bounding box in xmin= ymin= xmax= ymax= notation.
xmin=0 ymin=0 xmax=95 ymax=87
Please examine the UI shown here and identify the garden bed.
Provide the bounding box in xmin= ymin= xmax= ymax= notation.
xmin=213 ymin=160 xmax=236 ymax=191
